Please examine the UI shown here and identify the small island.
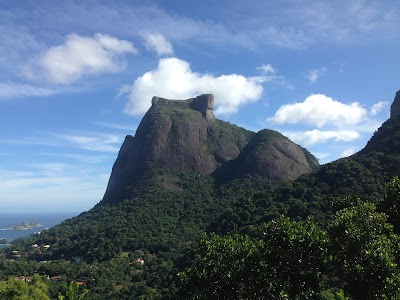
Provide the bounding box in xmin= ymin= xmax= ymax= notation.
xmin=1 ymin=222 xmax=42 ymax=231
xmin=0 ymin=238 xmax=8 ymax=244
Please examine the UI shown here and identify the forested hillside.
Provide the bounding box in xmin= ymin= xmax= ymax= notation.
xmin=2 ymin=93 xmax=400 ymax=299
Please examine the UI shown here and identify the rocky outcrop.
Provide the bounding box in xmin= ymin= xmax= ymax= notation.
xmin=358 ymin=89 xmax=400 ymax=156
xmin=101 ymin=94 xmax=319 ymax=205
xmin=151 ymin=94 xmax=215 ymax=122
xmin=390 ymin=90 xmax=400 ymax=118
xmin=212 ymin=129 xmax=319 ymax=181
xmin=102 ymin=94 xmax=253 ymax=204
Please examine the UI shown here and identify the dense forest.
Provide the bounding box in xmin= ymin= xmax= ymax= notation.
xmin=2 ymin=98 xmax=400 ymax=299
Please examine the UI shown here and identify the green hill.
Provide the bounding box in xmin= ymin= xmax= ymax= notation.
xmin=3 ymin=91 xmax=400 ymax=299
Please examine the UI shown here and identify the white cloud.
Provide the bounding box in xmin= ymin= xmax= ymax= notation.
xmin=341 ymin=148 xmax=357 ymax=158
xmin=256 ymin=64 xmax=292 ymax=88
xmin=25 ymin=33 xmax=137 ymax=84
xmin=284 ymin=129 xmax=360 ymax=147
xmin=0 ymin=82 xmax=57 ymax=99
xmin=268 ymin=94 xmax=367 ymax=128
xmin=57 ymin=133 xmax=122 ymax=152
xmin=143 ymin=32 xmax=174 ymax=55
xmin=370 ymin=101 xmax=388 ymax=116
xmin=306 ymin=67 xmax=326 ymax=84
xmin=257 ymin=64 xmax=277 ymax=74
xmin=312 ymin=151 xmax=330 ymax=160
xmin=122 ymin=57 xmax=264 ymax=115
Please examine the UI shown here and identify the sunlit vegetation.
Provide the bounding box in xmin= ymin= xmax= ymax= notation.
xmin=2 ymin=115 xmax=400 ymax=298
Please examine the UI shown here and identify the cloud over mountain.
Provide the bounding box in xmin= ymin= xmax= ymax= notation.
xmin=121 ymin=57 xmax=264 ymax=116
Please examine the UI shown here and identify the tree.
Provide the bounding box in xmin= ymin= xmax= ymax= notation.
xmin=58 ymin=281 xmax=89 ymax=300
xmin=179 ymin=216 xmax=329 ymax=299
xmin=329 ymin=201 xmax=400 ymax=299
xmin=378 ymin=176 xmax=400 ymax=233
xmin=260 ymin=216 xmax=329 ymax=299
xmin=0 ymin=275 xmax=51 ymax=300
xmin=178 ymin=233 xmax=265 ymax=299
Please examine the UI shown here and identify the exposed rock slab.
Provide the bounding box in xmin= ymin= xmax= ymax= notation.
xmin=102 ymin=94 xmax=319 ymax=205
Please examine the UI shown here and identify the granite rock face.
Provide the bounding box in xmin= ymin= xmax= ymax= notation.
xmin=212 ymin=129 xmax=319 ymax=181
xmin=102 ymin=95 xmax=252 ymax=203
xmin=390 ymin=90 xmax=400 ymax=118
xmin=102 ymin=94 xmax=319 ymax=204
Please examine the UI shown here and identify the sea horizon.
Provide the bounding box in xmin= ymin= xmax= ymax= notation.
xmin=0 ymin=212 xmax=79 ymax=243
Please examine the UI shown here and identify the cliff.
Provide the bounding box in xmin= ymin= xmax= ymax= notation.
xmin=101 ymin=94 xmax=319 ymax=205
xmin=390 ymin=90 xmax=400 ymax=118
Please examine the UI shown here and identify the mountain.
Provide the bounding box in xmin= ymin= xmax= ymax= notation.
xmin=5 ymin=90 xmax=400 ymax=299
xmin=212 ymin=129 xmax=318 ymax=182
xmin=210 ymin=90 xmax=400 ymax=232
xmin=101 ymin=94 xmax=317 ymax=205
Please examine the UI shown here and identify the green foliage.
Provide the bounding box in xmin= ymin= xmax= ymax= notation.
xmin=0 ymin=275 xmax=50 ymax=300
xmin=329 ymin=202 xmax=400 ymax=299
xmin=4 ymin=170 xmax=231 ymax=298
xmin=362 ymin=114 xmax=400 ymax=157
xmin=180 ymin=216 xmax=329 ymax=299
xmin=179 ymin=233 xmax=265 ymax=299
xmin=320 ymin=289 xmax=352 ymax=300
xmin=331 ymin=195 xmax=364 ymax=212
xmin=58 ymin=281 xmax=88 ymax=300
xmin=181 ymin=179 xmax=400 ymax=300
xmin=378 ymin=176 xmax=400 ymax=233
xmin=6 ymin=104 xmax=400 ymax=299
xmin=260 ymin=216 xmax=329 ymax=298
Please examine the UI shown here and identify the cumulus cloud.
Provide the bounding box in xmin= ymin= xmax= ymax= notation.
xmin=122 ymin=57 xmax=264 ymax=115
xmin=143 ymin=32 xmax=174 ymax=55
xmin=268 ymin=94 xmax=367 ymax=128
xmin=25 ymin=33 xmax=137 ymax=84
xmin=306 ymin=67 xmax=326 ymax=84
xmin=370 ymin=101 xmax=388 ymax=116
xmin=284 ymin=129 xmax=360 ymax=147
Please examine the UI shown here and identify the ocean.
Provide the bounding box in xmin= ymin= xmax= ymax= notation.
xmin=0 ymin=212 xmax=78 ymax=246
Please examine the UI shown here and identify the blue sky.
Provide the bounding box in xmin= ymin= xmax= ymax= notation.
xmin=0 ymin=0 xmax=399 ymax=213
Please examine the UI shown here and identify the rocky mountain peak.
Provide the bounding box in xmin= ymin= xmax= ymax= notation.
xmin=151 ymin=94 xmax=215 ymax=122
xmin=390 ymin=90 xmax=400 ymax=118
xmin=101 ymin=94 xmax=318 ymax=205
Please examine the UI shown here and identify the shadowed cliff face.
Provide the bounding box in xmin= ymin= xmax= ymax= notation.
xmin=390 ymin=90 xmax=400 ymax=118
xmin=101 ymin=94 xmax=319 ymax=205
xmin=102 ymin=95 xmax=253 ymax=204
xmin=360 ymin=90 xmax=400 ymax=156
